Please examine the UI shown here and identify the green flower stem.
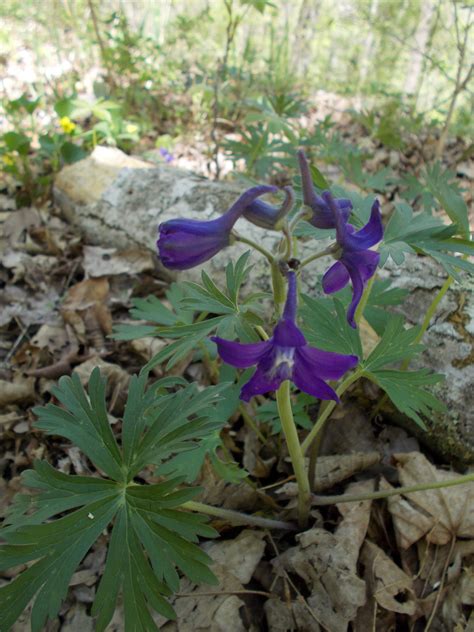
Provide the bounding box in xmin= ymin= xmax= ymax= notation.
xmin=401 ymin=273 xmax=453 ymax=370
xmin=300 ymin=245 xmax=336 ymax=268
xmin=282 ymin=224 xmax=294 ymax=259
xmin=276 ymin=380 xmax=311 ymax=527
xmin=255 ymin=325 xmax=269 ymax=340
xmin=183 ymin=500 xmax=295 ymax=530
xmin=354 ymin=273 xmax=376 ymax=327
xmin=271 ymin=262 xmax=286 ymax=316
xmin=301 ymin=368 xmax=363 ymax=455
xmin=234 ymin=233 xmax=275 ymax=263
xmin=312 ymin=471 xmax=474 ymax=506
xmin=307 ymin=400 xmax=330 ymax=491
xmin=289 ymin=207 xmax=311 ymax=232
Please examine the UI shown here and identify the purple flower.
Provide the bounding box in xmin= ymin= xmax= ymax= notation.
xmin=159 ymin=147 xmax=174 ymax=163
xmin=243 ymin=186 xmax=294 ymax=230
xmin=157 ymin=185 xmax=277 ymax=270
xmin=212 ymin=271 xmax=358 ymax=402
xmin=297 ymin=150 xmax=352 ymax=229
xmin=322 ymin=192 xmax=383 ymax=328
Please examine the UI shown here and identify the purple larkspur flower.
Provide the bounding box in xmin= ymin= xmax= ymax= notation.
xmin=297 ymin=150 xmax=352 ymax=229
xmin=243 ymin=186 xmax=294 ymax=230
xmin=322 ymin=191 xmax=383 ymax=328
xmin=212 ymin=271 xmax=358 ymax=402
xmin=157 ymin=185 xmax=277 ymax=270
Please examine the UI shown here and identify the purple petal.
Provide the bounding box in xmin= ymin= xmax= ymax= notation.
xmin=211 ymin=337 xmax=271 ymax=368
xmin=297 ymin=150 xmax=318 ymax=208
xmin=292 ymin=363 xmax=339 ymax=401
xmin=240 ymin=366 xmax=283 ymax=401
xmin=322 ymin=261 xmax=350 ymax=294
xmin=308 ymin=193 xmax=352 ymax=230
xmin=295 ymin=346 xmax=358 ymax=381
xmin=343 ymin=260 xmax=364 ymax=328
xmin=321 ymin=190 xmax=348 ymax=240
xmin=223 ymin=185 xmax=278 ymax=228
xmin=350 ymin=249 xmax=380 ymax=282
xmin=344 ymin=200 xmax=383 ymax=251
xmin=272 ymin=319 xmax=306 ymax=347
xmin=157 ymin=224 xmax=230 ymax=270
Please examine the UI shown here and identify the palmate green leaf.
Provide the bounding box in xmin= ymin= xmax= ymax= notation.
xmin=116 ymin=257 xmax=261 ymax=371
xmin=300 ymin=294 xmax=362 ymax=358
xmin=360 ymin=316 xmax=446 ymax=427
xmin=379 ymin=203 xmax=473 ymax=277
xmin=424 ymin=162 xmax=469 ymax=238
xmin=364 ymin=369 xmax=446 ymax=429
xmin=112 ymin=282 xmax=192 ymax=341
xmin=0 ymin=369 xmax=221 ymax=632
xmin=362 ymin=315 xmax=422 ymax=372
xmin=364 ymin=279 xmax=409 ymax=335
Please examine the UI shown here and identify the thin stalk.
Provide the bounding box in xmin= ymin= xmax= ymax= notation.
xmin=312 ymin=471 xmax=474 ymax=506
xmin=255 ymin=325 xmax=269 ymax=341
xmin=307 ymin=399 xmax=330 ymax=491
xmin=239 ymin=403 xmax=266 ymax=444
xmin=282 ymin=224 xmax=293 ymax=260
xmin=271 ymin=263 xmax=286 ymax=316
xmin=276 ymin=380 xmax=311 ymax=527
xmin=234 ymin=233 xmax=275 ymax=263
xmin=354 ymin=274 xmax=376 ymax=327
xmin=289 ymin=206 xmax=311 ymax=232
xmin=401 ymin=273 xmax=453 ymax=370
xmin=302 ymin=369 xmax=363 ymax=455
xmin=300 ymin=245 xmax=335 ymax=268
xmin=183 ymin=500 xmax=295 ymax=530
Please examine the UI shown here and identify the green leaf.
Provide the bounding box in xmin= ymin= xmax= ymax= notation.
xmin=424 ymin=162 xmax=469 ymax=238
xmin=256 ymin=393 xmax=313 ymax=434
xmin=1 ymin=370 xmax=220 ymax=632
xmin=309 ymin=163 xmax=330 ymax=190
xmin=60 ymin=141 xmax=88 ymax=164
xmin=33 ymin=369 xmax=124 ymax=481
xmin=364 ymin=279 xmax=409 ymax=336
xmin=379 ymin=203 xmax=472 ymax=277
xmin=364 ymin=368 xmax=445 ymax=428
xmin=362 ymin=315 xmax=423 ymax=372
xmin=3 ymin=131 xmax=30 ymax=155
xmin=300 ymin=294 xmax=362 ymax=358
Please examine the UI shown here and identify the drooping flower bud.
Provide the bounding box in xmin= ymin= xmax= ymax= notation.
xmin=157 ymin=185 xmax=277 ymax=270
xmin=242 ymin=186 xmax=295 ymax=230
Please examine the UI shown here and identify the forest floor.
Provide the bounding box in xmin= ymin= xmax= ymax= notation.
xmin=1 ymin=99 xmax=474 ymax=631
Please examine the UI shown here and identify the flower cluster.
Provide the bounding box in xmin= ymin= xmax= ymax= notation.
xmin=156 ymin=150 xmax=383 ymax=401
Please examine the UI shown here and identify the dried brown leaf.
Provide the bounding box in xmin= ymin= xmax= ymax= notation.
xmin=361 ymin=540 xmax=417 ymax=615
xmin=392 ymin=452 xmax=474 ymax=544
xmin=314 ymin=452 xmax=380 ymax=492
xmin=0 ymin=376 xmax=35 ymax=406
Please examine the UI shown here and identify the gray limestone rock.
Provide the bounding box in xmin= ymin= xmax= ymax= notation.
xmin=53 ymin=147 xmax=473 ymax=463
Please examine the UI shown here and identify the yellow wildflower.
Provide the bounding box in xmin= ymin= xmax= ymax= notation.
xmin=60 ymin=117 xmax=76 ymax=134
xmin=2 ymin=154 xmax=14 ymax=166
xmin=126 ymin=123 xmax=138 ymax=134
